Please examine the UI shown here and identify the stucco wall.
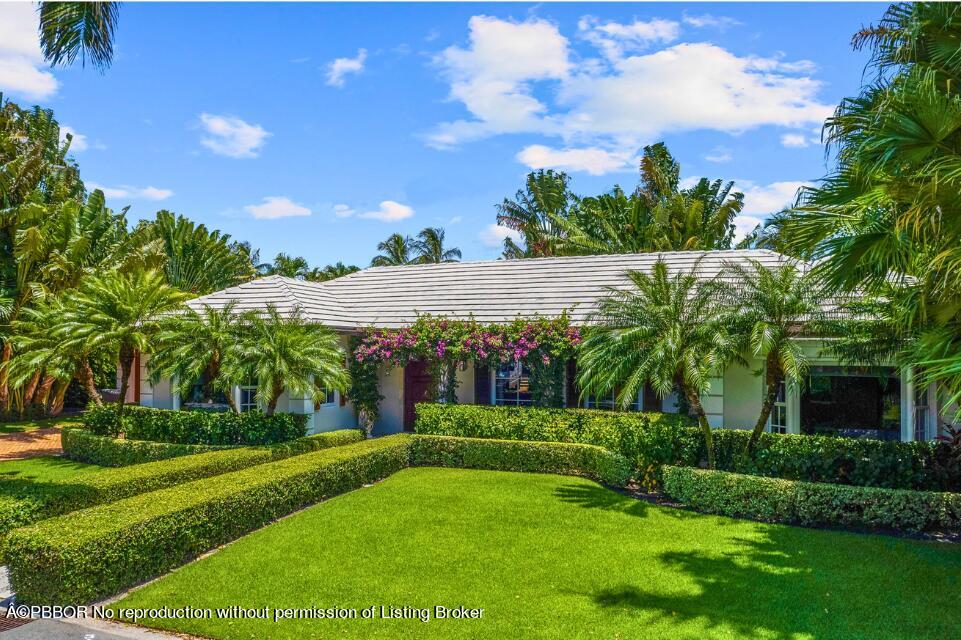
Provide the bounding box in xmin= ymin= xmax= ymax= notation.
xmin=722 ymin=359 xmax=763 ymax=430
xmin=374 ymin=365 xmax=404 ymax=435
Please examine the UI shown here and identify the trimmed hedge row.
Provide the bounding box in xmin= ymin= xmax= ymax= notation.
xmin=662 ymin=465 xmax=961 ymax=533
xmin=410 ymin=434 xmax=632 ymax=487
xmin=414 ymin=403 xmax=953 ymax=491
xmin=8 ymin=436 xmax=412 ymax=605
xmin=84 ymin=405 xmax=308 ymax=445
xmin=62 ymin=428 xmax=235 ymax=467
xmin=0 ymin=429 xmax=365 ymax=539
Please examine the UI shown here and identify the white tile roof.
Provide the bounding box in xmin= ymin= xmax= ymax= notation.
xmin=186 ymin=250 xmax=806 ymax=329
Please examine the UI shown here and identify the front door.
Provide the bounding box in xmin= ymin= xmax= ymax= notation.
xmin=403 ymin=360 xmax=433 ymax=431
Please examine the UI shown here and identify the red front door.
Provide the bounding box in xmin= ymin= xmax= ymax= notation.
xmin=403 ymin=360 xmax=433 ymax=431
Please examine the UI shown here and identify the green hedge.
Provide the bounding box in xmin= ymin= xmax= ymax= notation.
xmin=83 ymin=405 xmax=308 ymax=445
xmin=415 ymin=404 xmax=954 ymax=491
xmin=410 ymin=434 xmax=633 ymax=487
xmin=62 ymin=428 xmax=235 ymax=467
xmin=0 ymin=429 xmax=365 ymax=539
xmin=8 ymin=435 xmax=411 ymax=605
xmin=661 ymin=466 xmax=961 ymax=533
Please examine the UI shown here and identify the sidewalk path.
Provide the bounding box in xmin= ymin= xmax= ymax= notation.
xmin=0 ymin=429 xmax=62 ymax=460
xmin=0 ymin=618 xmax=185 ymax=639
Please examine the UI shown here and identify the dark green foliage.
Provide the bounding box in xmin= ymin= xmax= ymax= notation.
xmin=82 ymin=405 xmax=308 ymax=445
xmin=7 ymin=436 xmax=412 ymax=604
xmin=0 ymin=429 xmax=364 ymax=538
xmin=662 ymin=466 xmax=961 ymax=533
xmin=62 ymin=427 xmax=233 ymax=466
xmin=415 ymin=404 xmax=960 ymax=491
xmin=410 ymin=435 xmax=632 ymax=487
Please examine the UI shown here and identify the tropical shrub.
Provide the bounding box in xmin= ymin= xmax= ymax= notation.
xmin=82 ymin=405 xmax=308 ymax=445
xmin=662 ymin=466 xmax=961 ymax=533
xmin=410 ymin=434 xmax=632 ymax=487
xmin=0 ymin=429 xmax=364 ymax=538
xmin=7 ymin=435 xmax=412 ymax=605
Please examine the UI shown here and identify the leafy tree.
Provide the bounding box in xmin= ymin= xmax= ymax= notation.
xmin=130 ymin=211 xmax=255 ymax=294
xmin=307 ymin=261 xmax=361 ymax=282
xmin=258 ymin=252 xmax=310 ymax=279
xmin=495 ymin=170 xmax=575 ymax=258
xmin=149 ymin=302 xmax=246 ymax=412
xmin=371 ymin=233 xmax=414 ymax=267
xmin=412 ymin=227 xmax=461 ymax=264
xmin=577 ymin=260 xmax=738 ymax=468
xmin=235 ymin=306 xmax=349 ymax=415
xmin=783 ymin=2 xmax=961 ymax=414
xmin=722 ymin=260 xmax=824 ymax=452
xmin=38 ymin=2 xmax=120 ymax=71
xmin=56 ymin=269 xmax=188 ymax=417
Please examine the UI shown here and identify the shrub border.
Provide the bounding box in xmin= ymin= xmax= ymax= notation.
xmin=62 ymin=428 xmax=236 ymax=467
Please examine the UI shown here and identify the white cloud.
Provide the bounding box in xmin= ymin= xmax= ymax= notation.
xmin=429 ymin=16 xmax=571 ymax=148
xmin=60 ymin=126 xmax=88 ymax=152
xmin=517 ymin=144 xmax=633 ymax=175
xmin=740 ymin=180 xmax=809 ymax=216
xmin=447 ymin=215 xmax=462 ymax=225
xmin=0 ymin=3 xmax=58 ymax=100
xmin=431 ymin=17 xmax=833 ymax=173
xmin=326 ymin=49 xmax=367 ymax=87
xmin=88 ymin=183 xmax=174 ymax=201
xmin=359 ymin=200 xmax=414 ymax=222
xmin=578 ymin=16 xmax=680 ymax=61
xmin=704 ymin=147 xmax=733 ymax=163
xmin=333 ymin=204 xmax=355 ymax=218
xmin=732 ymin=214 xmax=764 ymax=242
xmin=780 ymin=132 xmax=821 ymax=148
xmin=479 ymin=223 xmax=521 ymax=248
xmin=198 ymin=113 xmax=270 ymax=158
xmin=682 ymin=13 xmax=742 ymax=30
xmin=244 ymin=196 xmax=312 ymax=220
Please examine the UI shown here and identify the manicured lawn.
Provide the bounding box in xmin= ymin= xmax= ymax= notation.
xmin=0 ymin=455 xmax=104 ymax=483
xmin=114 ymin=468 xmax=961 ymax=640
xmin=0 ymin=416 xmax=82 ymax=434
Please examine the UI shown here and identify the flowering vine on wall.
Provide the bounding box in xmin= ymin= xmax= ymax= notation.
xmin=352 ymin=314 xmax=582 ymax=406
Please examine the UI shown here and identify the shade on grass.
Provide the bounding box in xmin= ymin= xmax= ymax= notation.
xmin=0 ymin=455 xmax=103 ymax=483
xmin=0 ymin=417 xmax=81 ymax=434
xmin=114 ymin=468 xmax=961 ymax=640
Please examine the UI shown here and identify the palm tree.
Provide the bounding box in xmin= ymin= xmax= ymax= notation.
xmin=306 ymin=262 xmax=361 ymax=282
xmin=496 ymin=169 xmax=574 ymax=258
xmin=149 ymin=302 xmax=245 ymax=412
xmin=722 ymin=260 xmax=824 ymax=453
xmin=371 ymin=234 xmax=413 ymax=267
xmin=56 ymin=269 xmax=188 ymax=417
xmin=259 ymin=252 xmax=310 ymax=279
xmin=412 ymin=227 xmax=461 ymax=264
xmin=236 ymin=306 xmax=349 ymax=415
xmin=129 ymin=211 xmax=256 ymax=294
xmin=577 ymin=260 xmax=738 ymax=468
xmin=38 ymin=2 xmax=121 ymax=71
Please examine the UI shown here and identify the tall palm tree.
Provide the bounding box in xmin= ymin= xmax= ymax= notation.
xmin=722 ymin=260 xmax=824 ymax=452
xmin=577 ymin=260 xmax=738 ymax=468
xmin=412 ymin=227 xmax=461 ymax=264
xmin=235 ymin=306 xmax=349 ymax=415
xmin=38 ymin=2 xmax=121 ymax=71
xmin=306 ymin=262 xmax=361 ymax=282
xmin=56 ymin=269 xmax=188 ymax=417
xmin=129 ymin=211 xmax=255 ymax=295
xmin=260 ymin=252 xmax=310 ymax=279
xmin=371 ymin=233 xmax=413 ymax=267
xmin=149 ymin=302 xmax=245 ymax=412
xmin=496 ymin=169 xmax=574 ymax=258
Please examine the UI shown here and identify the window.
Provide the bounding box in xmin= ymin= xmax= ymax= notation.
xmin=239 ymin=386 xmax=258 ymax=413
xmin=583 ymin=388 xmax=640 ymax=411
xmin=914 ymin=384 xmax=930 ymax=441
xmin=800 ymin=366 xmax=901 ymax=440
xmin=769 ymin=381 xmax=787 ymax=434
xmin=314 ymin=386 xmax=336 ymax=410
xmin=494 ymin=362 xmax=531 ymax=406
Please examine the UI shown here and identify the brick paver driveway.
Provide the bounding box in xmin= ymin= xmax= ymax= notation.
xmin=0 ymin=428 xmax=62 ymax=460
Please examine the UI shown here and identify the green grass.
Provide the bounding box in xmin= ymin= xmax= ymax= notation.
xmin=0 ymin=416 xmax=82 ymax=434
xmin=0 ymin=455 xmax=103 ymax=483
xmin=113 ymin=468 xmax=961 ymax=640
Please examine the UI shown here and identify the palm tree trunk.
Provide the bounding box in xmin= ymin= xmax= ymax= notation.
xmin=265 ymin=381 xmax=283 ymax=416
xmin=0 ymin=341 xmax=11 ymax=411
xmin=747 ymin=355 xmax=781 ymax=455
xmin=79 ymin=359 xmax=103 ymax=407
xmin=23 ymin=370 xmax=42 ymax=407
xmin=34 ymin=375 xmax=55 ymax=409
xmin=49 ymin=380 xmax=69 ymax=416
xmin=682 ymin=384 xmax=716 ymax=469
xmin=116 ymin=346 xmax=134 ymax=419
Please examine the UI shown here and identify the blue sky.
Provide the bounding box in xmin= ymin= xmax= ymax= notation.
xmin=0 ymin=2 xmax=885 ymax=266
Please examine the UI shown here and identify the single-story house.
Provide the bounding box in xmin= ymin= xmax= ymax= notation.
xmin=125 ymin=249 xmax=949 ymax=442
